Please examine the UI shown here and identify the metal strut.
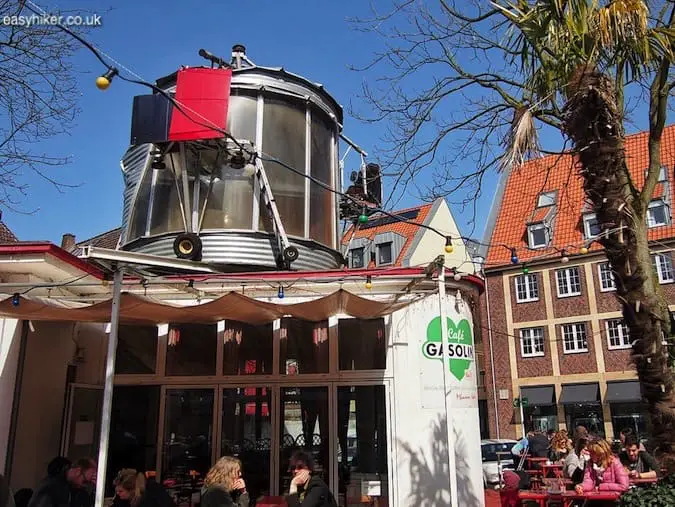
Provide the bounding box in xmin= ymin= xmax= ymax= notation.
xmin=255 ymin=157 xmax=299 ymax=268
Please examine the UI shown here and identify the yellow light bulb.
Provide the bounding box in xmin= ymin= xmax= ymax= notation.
xmin=96 ymin=76 xmax=111 ymax=90
xmin=580 ymin=246 xmax=589 ymax=255
xmin=445 ymin=244 xmax=454 ymax=253
xmin=365 ymin=281 xmax=373 ymax=290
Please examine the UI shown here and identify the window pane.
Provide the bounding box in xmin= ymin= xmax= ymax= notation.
xmin=162 ymin=389 xmax=214 ymax=480
xmin=223 ymin=322 xmax=273 ymax=375
xmin=530 ymin=226 xmax=547 ymax=247
xmin=128 ymin=166 xmax=153 ymax=241
xmin=227 ymin=92 xmax=257 ymax=142
xmin=337 ymin=386 xmax=388 ymax=507
xmin=339 ymin=318 xmax=386 ymax=370
xmin=279 ymin=318 xmax=329 ymax=374
xmin=108 ymin=386 xmax=160 ymax=496
xmin=166 ymin=324 xmax=217 ymax=376
xmin=537 ymin=191 xmax=556 ymax=207
xmin=378 ymin=243 xmax=392 ymax=265
xmin=350 ymin=248 xmax=364 ymax=269
xmin=150 ymin=155 xmax=185 ymax=235
xmin=528 ymin=275 xmax=539 ymax=298
xmin=648 ymin=202 xmax=667 ymax=226
xmin=280 ymin=387 xmax=329 ymax=493
xmin=115 ymin=325 xmax=158 ymax=374
xmin=310 ymin=109 xmax=334 ymax=246
xmin=222 ymin=387 xmax=272 ymax=501
xmin=260 ymin=97 xmax=306 ymax=237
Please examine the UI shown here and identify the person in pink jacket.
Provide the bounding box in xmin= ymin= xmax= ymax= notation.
xmin=576 ymin=439 xmax=629 ymax=493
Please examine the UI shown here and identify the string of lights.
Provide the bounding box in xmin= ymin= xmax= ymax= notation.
xmin=18 ymin=0 xmax=663 ymax=286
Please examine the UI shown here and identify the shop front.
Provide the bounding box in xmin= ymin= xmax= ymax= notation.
xmin=2 ymin=266 xmax=485 ymax=507
xmin=520 ymin=385 xmax=557 ymax=433
xmin=606 ymin=380 xmax=646 ymax=438
xmin=560 ymin=383 xmax=604 ymax=437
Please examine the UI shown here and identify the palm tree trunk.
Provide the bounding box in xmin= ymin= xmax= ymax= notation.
xmin=563 ymin=69 xmax=675 ymax=469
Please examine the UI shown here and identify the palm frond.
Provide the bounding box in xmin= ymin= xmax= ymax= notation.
xmin=499 ymin=107 xmax=541 ymax=172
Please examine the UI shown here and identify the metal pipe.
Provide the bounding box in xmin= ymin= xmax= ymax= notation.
xmin=339 ymin=133 xmax=368 ymax=157
xmin=438 ymin=267 xmax=459 ymax=507
xmin=3 ymin=319 xmax=29 ymax=480
xmin=482 ymin=264 xmax=501 ymax=439
xmin=94 ymin=267 xmax=124 ymax=507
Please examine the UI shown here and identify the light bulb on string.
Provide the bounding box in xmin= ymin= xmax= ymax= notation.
xmin=580 ymin=243 xmax=589 ymax=255
xmin=358 ymin=207 xmax=369 ymax=224
xmin=445 ymin=236 xmax=454 ymax=254
xmin=522 ymin=265 xmax=529 ymax=275
xmin=561 ymin=249 xmax=569 ymax=263
xmin=453 ymin=271 xmax=462 ymax=282
xmin=96 ymin=68 xmax=118 ymax=90
xmin=365 ymin=275 xmax=373 ymax=290
xmin=11 ymin=293 xmax=20 ymax=307
xmin=510 ymin=248 xmax=519 ymax=265
xmin=278 ymin=285 xmax=284 ymax=299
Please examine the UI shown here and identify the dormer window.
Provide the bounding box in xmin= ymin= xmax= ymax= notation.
xmin=647 ymin=200 xmax=669 ymax=228
xmin=645 ymin=166 xmax=667 ymax=182
xmin=583 ymin=213 xmax=600 ymax=239
xmin=377 ymin=242 xmax=393 ymax=266
xmin=527 ymin=223 xmax=549 ymax=249
xmin=536 ymin=191 xmax=557 ymax=208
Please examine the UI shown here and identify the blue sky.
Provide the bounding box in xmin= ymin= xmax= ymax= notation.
xmin=5 ymin=1 xmax=659 ymax=246
xmin=5 ymin=0 xmax=503 ymax=245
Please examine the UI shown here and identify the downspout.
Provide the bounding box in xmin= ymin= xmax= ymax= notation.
xmin=482 ymin=265 xmax=501 ymax=439
xmin=4 ymin=320 xmax=29 ymax=480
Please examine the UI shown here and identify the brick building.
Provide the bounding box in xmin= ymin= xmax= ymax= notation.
xmin=480 ymin=125 xmax=675 ymax=441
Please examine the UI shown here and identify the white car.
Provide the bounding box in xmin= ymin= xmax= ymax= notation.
xmin=481 ymin=439 xmax=517 ymax=486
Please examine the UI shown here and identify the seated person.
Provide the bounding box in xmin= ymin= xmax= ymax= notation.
xmin=527 ymin=431 xmax=550 ymax=459
xmin=500 ymin=471 xmax=521 ymax=507
xmin=619 ymin=428 xmax=646 ymax=452
xmin=619 ymin=435 xmax=659 ymax=480
xmin=577 ymin=439 xmax=629 ymax=493
xmin=564 ymin=436 xmax=589 ymax=484
xmin=113 ymin=469 xmax=174 ymax=507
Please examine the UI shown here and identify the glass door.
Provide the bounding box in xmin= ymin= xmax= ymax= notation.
xmin=221 ymin=386 xmax=272 ymax=503
xmin=162 ymin=388 xmax=215 ymax=490
xmin=279 ymin=386 xmax=329 ymax=495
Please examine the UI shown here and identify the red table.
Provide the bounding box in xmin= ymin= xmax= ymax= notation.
xmin=630 ymin=477 xmax=659 ymax=485
xmin=561 ymin=490 xmax=621 ymax=507
xmin=256 ymin=496 xmax=288 ymax=507
xmin=518 ymin=490 xmax=548 ymax=507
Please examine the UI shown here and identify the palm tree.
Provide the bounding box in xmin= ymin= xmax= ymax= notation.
xmin=493 ymin=0 xmax=675 ymax=467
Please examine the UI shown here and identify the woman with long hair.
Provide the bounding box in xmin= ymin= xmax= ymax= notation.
xmin=548 ymin=430 xmax=572 ymax=462
xmin=201 ymin=457 xmax=249 ymax=507
xmin=578 ymin=439 xmax=629 ymax=493
xmin=113 ymin=469 xmax=174 ymax=507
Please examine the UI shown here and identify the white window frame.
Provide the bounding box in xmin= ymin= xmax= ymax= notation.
xmin=562 ymin=323 xmax=588 ymax=354
xmin=520 ymin=327 xmax=545 ymax=358
xmin=583 ymin=213 xmax=600 ymax=239
xmin=537 ymin=191 xmax=557 ymax=207
xmin=556 ymin=267 xmax=582 ymax=297
xmin=605 ymin=319 xmax=631 ymax=350
xmin=514 ymin=273 xmax=539 ymax=303
xmin=652 ymin=252 xmax=674 ymax=284
xmin=597 ymin=262 xmax=616 ymax=292
xmin=647 ymin=199 xmax=669 ymax=228
xmin=527 ymin=223 xmax=549 ymax=249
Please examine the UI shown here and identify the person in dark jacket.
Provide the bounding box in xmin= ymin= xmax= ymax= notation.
xmin=619 ymin=435 xmax=659 ymax=479
xmin=286 ymin=451 xmax=336 ymax=507
xmin=112 ymin=469 xmax=174 ymax=507
xmin=28 ymin=458 xmax=95 ymax=507
xmin=200 ymin=457 xmax=249 ymax=507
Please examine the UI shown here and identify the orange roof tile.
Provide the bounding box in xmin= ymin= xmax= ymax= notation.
xmin=342 ymin=202 xmax=434 ymax=267
xmin=486 ymin=125 xmax=675 ymax=266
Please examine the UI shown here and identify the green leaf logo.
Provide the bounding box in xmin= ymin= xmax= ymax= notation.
xmin=422 ymin=316 xmax=474 ymax=381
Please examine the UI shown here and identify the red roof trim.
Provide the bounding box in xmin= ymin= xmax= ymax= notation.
xmin=0 ymin=243 xmax=484 ymax=292
xmin=0 ymin=242 xmax=105 ymax=279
